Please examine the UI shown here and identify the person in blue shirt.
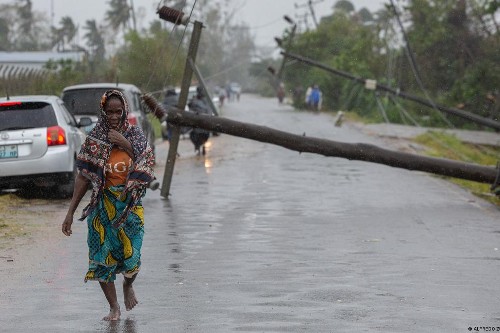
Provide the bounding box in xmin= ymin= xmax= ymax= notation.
xmin=307 ymin=84 xmax=322 ymax=112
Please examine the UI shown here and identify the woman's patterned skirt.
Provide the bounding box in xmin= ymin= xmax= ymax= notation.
xmin=85 ymin=185 xmax=144 ymax=283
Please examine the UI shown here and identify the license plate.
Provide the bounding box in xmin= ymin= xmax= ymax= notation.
xmin=0 ymin=145 xmax=18 ymax=158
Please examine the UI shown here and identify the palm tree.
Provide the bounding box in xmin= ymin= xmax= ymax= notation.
xmin=0 ymin=18 xmax=10 ymax=51
xmin=333 ymin=0 xmax=355 ymax=14
xmin=50 ymin=26 xmax=64 ymax=51
xmin=358 ymin=8 xmax=374 ymax=24
xmin=83 ymin=19 xmax=105 ymax=61
xmin=60 ymin=16 xmax=77 ymax=49
xmin=105 ymin=0 xmax=131 ymax=33
xmin=16 ymin=0 xmax=36 ymax=50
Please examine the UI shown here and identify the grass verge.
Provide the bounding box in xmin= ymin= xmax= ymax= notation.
xmin=413 ymin=131 xmax=500 ymax=207
xmin=0 ymin=194 xmax=31 ymax=248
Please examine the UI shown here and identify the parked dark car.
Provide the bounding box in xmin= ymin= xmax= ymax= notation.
xmin=0 ymin=95 xmax=90 ymax=198
xmin=61 ymin=83 xmax=155 ymax=153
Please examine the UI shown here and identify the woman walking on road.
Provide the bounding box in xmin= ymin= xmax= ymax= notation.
xmin=62 ymin=90 xmax=155 ymax=321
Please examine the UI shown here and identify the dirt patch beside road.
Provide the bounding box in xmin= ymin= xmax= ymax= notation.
xmin=0 ymin=193 xmax=72 ymax=255
xmin=0 ymin=194 xmax=38 ymax=249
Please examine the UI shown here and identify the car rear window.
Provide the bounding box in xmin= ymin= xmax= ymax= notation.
xmin=62 ymin=88 xmax=122 ymax=116
xmin=0 ymin=102 xmax=57 ymax=131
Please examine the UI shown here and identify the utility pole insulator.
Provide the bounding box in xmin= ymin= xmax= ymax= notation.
xmin=142 ymin=94 xmax=167 ymax=121
xmin=157 ymin=6 xmax=189 ymax=25
xmin=365 ymin=79 xmax=377 ymax=90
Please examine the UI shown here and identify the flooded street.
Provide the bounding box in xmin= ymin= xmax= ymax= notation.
xmin=1 ymin=94 xmax=499 ymax=332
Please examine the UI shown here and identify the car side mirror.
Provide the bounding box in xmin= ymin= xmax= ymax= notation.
xmin=78 ymin=117 xmax=93 ymax=127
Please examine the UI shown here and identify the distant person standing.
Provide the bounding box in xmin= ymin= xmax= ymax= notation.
xmin=161 ymin=88 xmax=178 ymax=141
xmin=307 ymin=84 xmax=322 ymax=112
xmin=218 ymin=87 xmax=226 ymax=107
xmin=277 ymin=82 xmax=285 ymax=104
xmin=187 ymin=87 xmax=211 ymax=155
xmin=305 ymin=85 xmax=313 ymax=106
xmin=225 ymin=82 xmax=232 ymax=102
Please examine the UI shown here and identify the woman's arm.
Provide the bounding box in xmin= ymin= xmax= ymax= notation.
xmin=108 ymin=129 xmax=135 ymax=159
xmin=62 ymin=172 xmax=90 ymax=236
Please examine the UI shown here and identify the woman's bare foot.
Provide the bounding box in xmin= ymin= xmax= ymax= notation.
xmin=103 ymin=305 xmax=121 ymax=321
xmin=123 ymin=280 xmax=138 ymax=311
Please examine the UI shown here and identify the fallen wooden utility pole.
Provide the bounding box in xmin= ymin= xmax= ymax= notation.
xmin=280 ymin=50 xmax=500 ymax=132
xmin=142 ymin=95 xmax=498 ymax=186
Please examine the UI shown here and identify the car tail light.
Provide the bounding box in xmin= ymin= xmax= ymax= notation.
xmin=0 ymin=101 xmax=22 ymax=107
xmin=127 ymin=113 xmax=138 ymax=126
xmin=47 ymin=126 xmax=66 ymax=146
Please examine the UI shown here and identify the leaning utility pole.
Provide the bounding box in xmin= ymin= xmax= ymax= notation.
xmin=276 ymin=16 xmax=297 ymax=82
xmin=295 ymin=0 xmax=322 ymax=29
xmin=156 ymin=6 xmax=204 ymax=198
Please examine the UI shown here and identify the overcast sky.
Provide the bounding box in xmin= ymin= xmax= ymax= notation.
xmin=3 ymin=0 xmax=389 ymax=49
xmin=24 ymin=0 xmax=388 ymax=43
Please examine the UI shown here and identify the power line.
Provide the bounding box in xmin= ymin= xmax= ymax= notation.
xmin=158 ymin=0 xmax=198 ymax=96
xmin=389 ymin=0 xmax=455 ymax=128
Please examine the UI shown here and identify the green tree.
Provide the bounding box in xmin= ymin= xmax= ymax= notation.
xmin=15 ymin=0 xmax=36 ymax=50
xmin=60 ymin=16 xmax=77 ymax=49
xmin=113 ymin=22 xmax=185 ymax=93
xmin=50 ymin=17 xmax=77 ymax=51
xmin=333 ymin=0 xmax=355 ymax=14
xmin=83 ymin=19 xmax=106 ymax=77
xmin=395 ymin=0 xmax=499 ymax=128
xmin=50 ymin=25 xmax=65 ymax=51
xmin=106 ymin=0 xmax=131 ymax=34
xmin=83 ymin=19 xmax=105 ymax=61
xmin=0 ymin=4 xmax=16 ymax=51
xmin=0 ymin=18 xmax=10 ymax=51
xmin=284 ymin=7 xmax=383 ymax=113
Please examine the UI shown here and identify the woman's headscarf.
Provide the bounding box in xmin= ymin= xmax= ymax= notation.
xmin=76 ymin=89 xmax=155 ymax=227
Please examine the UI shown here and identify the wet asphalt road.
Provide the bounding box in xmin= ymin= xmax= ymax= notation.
xmin=1 ymin=94 xmax=500 ymax=332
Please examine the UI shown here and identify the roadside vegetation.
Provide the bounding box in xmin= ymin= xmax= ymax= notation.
xmin=252 ymin=0 xmax=499 ymax=132
xmin=413 ymin=132 xmax=500 ymax=206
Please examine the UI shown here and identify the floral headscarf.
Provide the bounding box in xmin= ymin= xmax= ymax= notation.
xmin=76 ymin=89 xmax=155 ymax=227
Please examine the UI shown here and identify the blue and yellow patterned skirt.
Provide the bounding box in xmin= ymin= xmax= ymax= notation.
xmin=85 ymin=185 xmax=144 ymax=283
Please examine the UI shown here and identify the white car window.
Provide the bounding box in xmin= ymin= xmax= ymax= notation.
xmin=59 ymin=101 xmax=77 ymax=127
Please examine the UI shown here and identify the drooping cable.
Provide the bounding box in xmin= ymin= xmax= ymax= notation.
xmin=374 ymin=93 xmax=390 ymax=123
xmin=160 ymin=0 xmax=198 ymax=95
xmin=390 ymin=0 xmax=455 ymax=128
xmin=388 ymin=94 xmax=475 ymax=163
xmin=143 ymin=1 xmax=190 ymax=93
xmin=340 ymin=80 xmax=361 ymax=111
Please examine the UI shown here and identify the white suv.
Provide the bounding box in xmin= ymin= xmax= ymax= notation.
xmin=0 ymin=95 xmax=89 ymax=198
